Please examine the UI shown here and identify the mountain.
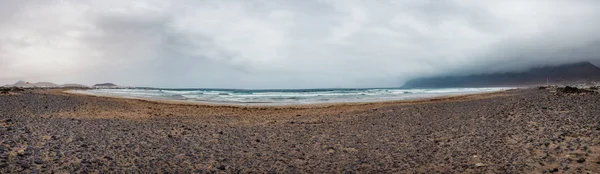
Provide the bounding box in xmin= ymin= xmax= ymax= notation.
xmin=13 ymin=81 xmax=27 ymax=87
xmin=3 ymin=81 xmax=87 ymax=88
xmin=402 ymin=62 xmax=600 ymax=88
xmin=33 ymin=82 xmax=58 ymax=87
xmin=93 ymin=83 xmax=118 ymax=88
xmin=5 ymin=81 xmax=34 ymax=87
xmin=59 ymin=84 xmax=89 ymax=88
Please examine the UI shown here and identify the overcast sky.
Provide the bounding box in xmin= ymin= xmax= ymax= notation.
xmin=1 ymin=0 xmax=599 ymax=88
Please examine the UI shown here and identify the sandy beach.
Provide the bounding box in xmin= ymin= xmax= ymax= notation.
xmin=1 ymin=88 xmax=599 ymax=173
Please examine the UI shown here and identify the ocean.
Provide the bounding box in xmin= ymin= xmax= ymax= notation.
xmin=71 ymin=87 xmax=512 ymax=105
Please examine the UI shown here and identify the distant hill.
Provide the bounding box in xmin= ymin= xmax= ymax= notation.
xmin=93 ymin=83 xmax=118 ymax=88
xmin=3 ymin=81 xmax=88 ymax=88
xmin=33 ymin=82 xmax=58 ymax=87
xmin=59 ymin=84 xmax=89 ymax=88
xmin=402 ymin=62 xmax=600 ymax=88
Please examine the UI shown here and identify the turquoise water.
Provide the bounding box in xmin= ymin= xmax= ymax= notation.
xmin=73 ymin=87 xmax=511 ymax=105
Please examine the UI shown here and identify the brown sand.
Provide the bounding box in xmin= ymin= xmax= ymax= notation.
xmin=0 ymin=88 xmax=599 ymax=173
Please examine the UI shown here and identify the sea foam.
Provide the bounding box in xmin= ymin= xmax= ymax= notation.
xmin=73 ymin=87 xmax=511 ymax=105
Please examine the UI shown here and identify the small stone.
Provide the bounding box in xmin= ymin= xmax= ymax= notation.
xmin=0 ymin=163 xmax=7 ymax=168
xmin=34 ymin=159 xmax=43 ymax=164
xmin=577 ymin=158 xmax=585 ymax=163
xmin=563 ymin=166 xmax=569 ymax=171
xmin=21 ymin=163 xmax=30 ymax=169
xmin=475 ymin=163 xmax=487 ymax=167
xmin=217 ymin=165 xmax=226 ymax=170
xmin=549 ymin=168 xmax=559 ymax=173
xmin=255 ymin=139 xmax=260 ymax=143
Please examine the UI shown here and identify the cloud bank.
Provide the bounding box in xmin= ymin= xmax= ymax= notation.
xmin=1 ymin=0 xmax=599 ymax=88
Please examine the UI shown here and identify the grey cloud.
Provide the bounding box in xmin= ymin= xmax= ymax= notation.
xmin=1 ymin=0 xmax=599 ymax=88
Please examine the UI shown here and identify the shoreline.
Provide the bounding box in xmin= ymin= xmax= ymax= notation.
xmin=62 ymin=88 xmax=516 ymax=109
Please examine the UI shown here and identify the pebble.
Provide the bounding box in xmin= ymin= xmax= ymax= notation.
xmin=217 ymin=165 xmax=226 ymax=170
xmin=475 ymin=163 xmax=487 ymax=167
xmin=21 ymin=163 xmax=30 ymax=169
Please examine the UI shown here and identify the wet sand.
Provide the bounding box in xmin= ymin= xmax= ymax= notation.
xmin=1 ymin=88 xmax=599 ymax=173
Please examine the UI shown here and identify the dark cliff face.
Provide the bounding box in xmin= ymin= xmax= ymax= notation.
xmin=402 ymin=62 xmax=600 ymax=88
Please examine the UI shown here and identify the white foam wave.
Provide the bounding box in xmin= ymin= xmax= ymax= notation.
xmin=73 ymin=87 xmax=512 ymax=105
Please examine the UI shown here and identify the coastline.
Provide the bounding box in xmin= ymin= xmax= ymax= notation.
xmin=62 ymin=88 xmax=515 ymax=109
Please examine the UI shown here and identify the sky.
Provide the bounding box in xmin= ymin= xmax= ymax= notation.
xmin=1 ymin=0 xmax=600 ymax=88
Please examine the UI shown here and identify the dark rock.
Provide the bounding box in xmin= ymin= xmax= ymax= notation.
xmin=21 ymin=163 xmax=30 ymax=169
xmin=217 ymin=165 xmax=226 ymax=170
xmin=558 ymin=86 xmax=595 ymax=94
xmin=549 ymin=168 xmax=559 ymax=173
xmin=563 ymin=166 xmax=569 ymax=171
xmin=0 ymin=163 xmax=7 ymax=168
xmin=577 ymin=158 xmax=585 ymax=163
xmin=34 ymin=159 xmax=43 ymax=164
xmin=12 ymin=87 xmax=25 ymax=92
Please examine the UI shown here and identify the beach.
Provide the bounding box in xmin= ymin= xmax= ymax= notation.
xmin=1 ymin=88 xmax=599 ymax=173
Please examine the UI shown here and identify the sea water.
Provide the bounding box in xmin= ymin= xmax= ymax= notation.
xmin=72 ymin=87 xmax=511 ymax=105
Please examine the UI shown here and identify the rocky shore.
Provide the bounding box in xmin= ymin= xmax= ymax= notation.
xmin=1 ymin=88 xmax=599 ymax=173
